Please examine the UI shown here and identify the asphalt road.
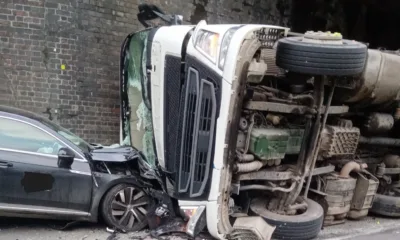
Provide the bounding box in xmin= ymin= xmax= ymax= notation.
xmin=351 ymin=229 xmax=400 ymax=240
xmin=0 ymin=218 xmax=208 ymax=240
xmin=1 ymin=216 xmax=400 ymax=240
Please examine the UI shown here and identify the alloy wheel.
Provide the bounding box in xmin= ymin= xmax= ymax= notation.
xmin=111 ymin=186 xmax=149 ymax=229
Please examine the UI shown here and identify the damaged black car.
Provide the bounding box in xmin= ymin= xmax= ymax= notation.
xmin=0 ymin=105 xmax=154 ymax=232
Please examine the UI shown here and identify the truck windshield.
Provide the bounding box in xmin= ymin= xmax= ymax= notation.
xmin=122 ymin=30 xmax=157 ymax=167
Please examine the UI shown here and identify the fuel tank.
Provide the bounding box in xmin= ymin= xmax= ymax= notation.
xmin=339 ymin=49 xmax=400 ymax=108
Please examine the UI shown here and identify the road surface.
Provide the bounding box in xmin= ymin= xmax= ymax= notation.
xmin=1 ymin=216 xmax=400 ymax=240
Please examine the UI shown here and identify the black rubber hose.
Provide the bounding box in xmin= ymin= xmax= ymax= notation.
xmin=359 ymin=136 xmax=400 ymax=147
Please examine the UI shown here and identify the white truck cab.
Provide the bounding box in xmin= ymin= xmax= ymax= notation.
xmin=119 ymin=3 xmax=400 ymax=240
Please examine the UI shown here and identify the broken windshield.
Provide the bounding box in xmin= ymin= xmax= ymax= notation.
xmin=122 ymin=30 xmax=157 ymax=167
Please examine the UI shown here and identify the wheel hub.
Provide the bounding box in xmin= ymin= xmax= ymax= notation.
xmin=111 ymin=186 xmax=149 ymax=229
xmin=302 ymin=31 xmax=343 ymax=45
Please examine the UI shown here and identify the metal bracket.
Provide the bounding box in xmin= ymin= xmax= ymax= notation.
xmin=309 ymin=164 xmax=335 ymax=176
xmin=377 ymin=166 xmax=400 ymax=176
xmin=244 ymin=101 xmax=349 ymax=115
xmin=238 ymin=170 xmax=294 ymax=181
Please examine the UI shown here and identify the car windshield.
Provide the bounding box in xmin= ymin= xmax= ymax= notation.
xmin=40 ymin=120 xmax=93 ymax=153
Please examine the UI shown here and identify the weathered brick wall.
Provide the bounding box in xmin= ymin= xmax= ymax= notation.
xmin=0 ymin=0 xmax=290 ymax=144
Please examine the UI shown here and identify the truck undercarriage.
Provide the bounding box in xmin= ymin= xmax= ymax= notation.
xmin=120 ymin=4 xmax=400 ymax=240
xmin=219 ymin=30 xmax=400 ymax=239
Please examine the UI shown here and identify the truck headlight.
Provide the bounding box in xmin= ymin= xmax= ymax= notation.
xmin=218 ymin=26 xmax=240 ymax=70
xmin=194 ymin=29 xmax=220 ymax=62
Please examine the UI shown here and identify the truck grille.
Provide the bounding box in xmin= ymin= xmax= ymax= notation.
xmin=178 ymin=71 xmax=198 ymax=193
xmin=164 ymin=55 xmax=183 ymax=173
xmin=191 ymin=80 xmax=216 ymax=197
xmin=178 ymin=68 xmax=217 ymax=197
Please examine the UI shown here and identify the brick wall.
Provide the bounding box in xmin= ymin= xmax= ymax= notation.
xmin=0 ymin=0 xmax=290 ymax=145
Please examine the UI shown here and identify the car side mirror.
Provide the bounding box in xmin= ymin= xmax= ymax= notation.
xmin=57 ymin=147 xmax=75 ymax=169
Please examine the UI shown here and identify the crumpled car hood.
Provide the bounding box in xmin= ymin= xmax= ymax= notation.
xmin=90 ymin=146 xmax=139 ymax=162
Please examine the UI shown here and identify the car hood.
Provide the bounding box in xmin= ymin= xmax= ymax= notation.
xmin=90 ymin=146 xmax=140 ymax=162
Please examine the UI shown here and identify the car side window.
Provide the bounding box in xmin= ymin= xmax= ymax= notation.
xmin=0 ymin=117 xmax=65 ymax=155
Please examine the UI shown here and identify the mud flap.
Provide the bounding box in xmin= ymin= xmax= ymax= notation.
xmin=229 ymin=216 xmax=275 ymax=240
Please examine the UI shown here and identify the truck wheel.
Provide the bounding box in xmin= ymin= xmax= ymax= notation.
xmin=101 ymin=183 xmax=150 ymax=232
xmin=370 ymin=194 xmax=400 ymax=217
xmin=276 ymin=34 xmax=368 ymax=76
xmin=250 ymin=198 xmax=324 ymax=240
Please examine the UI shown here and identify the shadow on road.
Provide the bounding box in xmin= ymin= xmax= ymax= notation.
xmin=0 ymin=217 xmax=103 ymax=230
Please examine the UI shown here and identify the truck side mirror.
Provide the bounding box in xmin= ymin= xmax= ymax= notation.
xmin=57 ymin=147 xmax=75 ymax=169
xmin=137 ymin=4 xmax=182 ymax=27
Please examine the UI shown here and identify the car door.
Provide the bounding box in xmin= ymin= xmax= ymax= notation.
xmin=0 ymin=116 xmax=93 ymax=213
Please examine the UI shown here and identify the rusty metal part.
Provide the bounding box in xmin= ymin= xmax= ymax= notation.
xmin=240 ymin=181 xmax=296 ymax=193
xmin=341 ymin=49 xmax=400 ymax=108
xmin=339 ymin=161 xmax=368 ymax=178
xmin=236 ymin=132 xmax=246 ymax=149
xmin=319 ymin=126 xmax=360 ymax=158
xmin=274 ymin=159 xmax=281 ymax=166
xmin=308 ymin=164 xmax=335 ymax=176
xmin=383 ymin=155 xmax=400 ymax=168
xmin=266 ymin=159 xmax=280 ymax=166
xmin=291 ymin=94 xmax=315 ymax=106
xmin=244 ymin=101 xmax=349 ymax=115
xmin=237 ymin=153 xmax=255 ymax=162
xmin=243 ymin=113 xmax=255 ymax=153
xmin=251 ymin=91 xmax=270 ymax=101
xmin=335 ymin=118 xmax=353 ymax=128
xmin=364 ymin=113 xmax=394 ymax=134
xmin=247 ymin=58 xmax=268 ymax=83
xmin=381 ymin=174 xmax=392 ymax=184
xmin=347 ymin=209 xmax=369 ymax=219
xmin=235 ymin=161 xmax=264 ymax=173
xmin=323 ymin=173 xmax=357 ymax=226
xmin=290 ymin=84 xmax=306 ymax=94
xmin=260 ymin=48 xmax=285 ymax=78
xmin=239 ymin=117 xmax=249 ymax=131
xmin=359 ymin=136 xmax=400 ymax=147
xmin=286 ymin=79 xmax=325 ymax=208
xmin=230 ymin=216 xmax=276 ymax=240
xmin=395 ymin=108 xmax=400 ymax=120
xmin=268 ymin=97 xmax=294 ymax=104
xmin=266 ymin=113 xmax=281 ymax=125
xmin=287 ymin=201 xmax=308 ymax=211
xmin=259 ymin=86 xmax=291 ymax=98
xmin=238 ymin=169 xmax=294 ymax=181
xmin=376 ymin=165 xmax=400 ymax=176
xmin=348 ymin=171 xmax=379 ymax=220
xmin=305 ymin=80 xmax=337 ymax=199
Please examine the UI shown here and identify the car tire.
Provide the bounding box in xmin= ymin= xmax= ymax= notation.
xmin=101 ymin=183 xmax=150 ymax=232
xmin=276 ymin=36 xmax=368 ymax=76
xmin=370 ymin=194 xmax=400 ymax=217
xmin=250 ymin=198 xmax=324 ymax=240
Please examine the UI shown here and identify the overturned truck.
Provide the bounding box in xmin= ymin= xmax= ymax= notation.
xmin=119 ymin=4 xmax=400 ymax=240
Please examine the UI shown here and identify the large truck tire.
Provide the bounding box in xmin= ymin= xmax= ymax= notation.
xmin=250 ymin=198 xmax=324 ymax=240
xmin=276 ymin=34 xmax=368 ymax=76
xmin=370 ymin=194 xmax=400 ymax=217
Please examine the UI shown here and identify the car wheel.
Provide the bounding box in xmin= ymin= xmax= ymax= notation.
xmin=276 ymin=34 xmax=368 ymax=76
xmin=250 ymin=198 xmax=324 ymax=240
xmin=370 ymin=193 xmax=400 ymax=217
xmin=101 ymin=183 xmax=150 ymax=232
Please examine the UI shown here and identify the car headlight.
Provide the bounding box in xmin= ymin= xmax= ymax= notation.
xmin=194 ymin=29 xmax=220 ymax=62
xmin=218 ymin=26 xmax=240 ymax=70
